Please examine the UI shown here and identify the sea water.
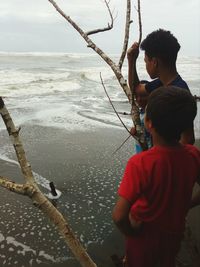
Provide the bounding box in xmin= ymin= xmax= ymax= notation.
xmin=0 ymin=52 xmax=199 ymax=133
xmin=0 ymin=52 xmax=199 ymax=266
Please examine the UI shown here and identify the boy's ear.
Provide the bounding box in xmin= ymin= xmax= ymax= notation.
xmin=152 ymin=57 xmax=158 ymax=67
xmin=144 ymin=116 xmax=153 ymax=132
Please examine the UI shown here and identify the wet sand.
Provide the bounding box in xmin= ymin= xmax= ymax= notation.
xmin=0 ymin=125 xmax=199 ymax=267
xmin=0 ymin=126 xmax=130 ymax=267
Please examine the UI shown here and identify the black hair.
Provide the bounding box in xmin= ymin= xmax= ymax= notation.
xmin=140 ymin=29 xmax=180 ymax=66
xmin=146 ymin=86 xmax=197 ymax=142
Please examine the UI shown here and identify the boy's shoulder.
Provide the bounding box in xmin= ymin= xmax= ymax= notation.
xmin=184 ymin=144 xmax=200 ymax=159
xmin=185 ymin=143 xmax=200 ymax=151
xmin=129 ymin=144 xmax=200 ymax=167
xmin=145 ymin=79 xmax=162 ymax=94
xmin=129 ymin=147 xmax=159 ymax=167
xmin=170 ymin=75 xmax=189 ymax=90
xmin=145 ymin=74 xmax=189 ymax=94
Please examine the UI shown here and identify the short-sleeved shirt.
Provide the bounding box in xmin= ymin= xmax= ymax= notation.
xmin=118 ymin=144 xmax=200 ymax=234
xmin=145 ymin=74 xmax=189 ymax=94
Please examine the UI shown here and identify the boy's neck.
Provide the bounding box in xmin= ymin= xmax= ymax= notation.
xmin=158 ymin=66 xmax=178 ymax=86
xmin=152 ymin=131 xmax=180 ymax=147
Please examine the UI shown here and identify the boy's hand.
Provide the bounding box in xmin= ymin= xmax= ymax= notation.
xmin=127 ymin=42 xmax=139 ymax=62
xmin=112 ymin=196 xmax=140 ymax=237
xmin=129 ymin=212 xmax=142 ymax=230
xmin=130 ymin=127 xmax=137 ymax=137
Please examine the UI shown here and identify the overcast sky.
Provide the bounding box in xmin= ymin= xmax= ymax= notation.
xmin=0 ymin=0 xmax=199 ymax=56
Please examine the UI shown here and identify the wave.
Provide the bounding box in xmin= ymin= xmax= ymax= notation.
xmin=77 ymin=110 xmax=131 ymax=129
xmin=0 ymin=51 xmax=100 ymax=58
xmin=0 ymin=51 xmax=73 ymax=58
xmin=0 ymin=53 xmax=199 ymax=135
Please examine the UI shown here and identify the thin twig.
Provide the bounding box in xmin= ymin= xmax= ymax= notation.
xmin=86 ymin=0 xmax=114 ymax=36
xmin=118 ymin=111 xmax=131 ymax=115
xmin=100 ymin=73 xmax=138 ymax=141
xmin=137 ymin=0 xmax=142 ymax=44
xmin=112 ymin=134 xmax=132 ymax=155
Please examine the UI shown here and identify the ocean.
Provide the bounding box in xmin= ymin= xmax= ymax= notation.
xmin=0 ymin=52 xmax=200 ymax=267
xmin=0 ymin=53 xmax=199 ymax=133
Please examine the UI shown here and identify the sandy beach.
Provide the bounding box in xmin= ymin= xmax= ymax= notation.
xmin=0 ymin=125 xmax=130 ymax=267
xmin=0 ymin=123 xmax=199 ymax=267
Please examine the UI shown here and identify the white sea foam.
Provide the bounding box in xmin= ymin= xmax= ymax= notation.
xmin=0 ymin=53 xmax=199 ymax=149
xmin=6 ymin=236 xmax=36 ymax=256
xmin=81 ymin=67 xmax=115 ymax=82
xmin=0 ymin=146 xmax=62 ymax=198
xmin=0 ymin=70 xmax=58 ymax=86
xmin=0 ymin=233 xmax=57 ymax=263
xmin=1 ymin=53 xmax=198 ymax=133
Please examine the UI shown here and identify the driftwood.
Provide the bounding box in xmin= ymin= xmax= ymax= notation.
xmin=47 ymin=0 xmax=147 ymax=151
xmin=0 ymin=97 xmax=97 ymax=267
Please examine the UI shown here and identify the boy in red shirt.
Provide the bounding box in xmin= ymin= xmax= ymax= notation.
xmin=112 ymin=86 xmax=200 ymax=267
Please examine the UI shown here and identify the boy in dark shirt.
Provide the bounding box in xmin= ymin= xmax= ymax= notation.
xmin=127 ymin=29 xmax=194 ymax=144
xmin=112 ymin=86 xmax=200 ymax=267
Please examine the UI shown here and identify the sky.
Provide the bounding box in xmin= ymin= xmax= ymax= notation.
xmin=0 ymin=0 xmax=199 ymax=57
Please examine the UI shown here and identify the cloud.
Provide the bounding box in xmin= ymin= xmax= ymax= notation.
xmin=0 ymin=0 xmax=199 ymax=56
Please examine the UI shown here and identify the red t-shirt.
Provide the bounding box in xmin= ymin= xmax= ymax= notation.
xmin=118 ymin=144 xmax=200 ymax=233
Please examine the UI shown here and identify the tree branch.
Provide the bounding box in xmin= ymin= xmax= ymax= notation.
xmin=47 ymin=0 xmax=146 ymax=150
xmin=137 ymin=0 xmax=142 ymax=44
xmin=100 ymin=73 xmax=137 ymax=139
xmin=129 ymin=0 xmax=147 ymax=151
xmin=112 ymin=134 xmax=132 ymax=155
xmin=0 ymin=97 xmax=97 ymax=267
xmin=86 ymin=0 xmax=114 ymax=36
xmin=0 ymin=176 xmax=36 ymax=196
xmin=0 ymin=97 xmax=35 ymax=184
xmin=47 ymin=0 xmax=132 ymax=101
xmin=118 ymin=0 xmax=131 ymax=69
xmin=100 ymin=73 xmax=147 ymax=151
xmin=47 ymin=0 xmax=146 ymax=149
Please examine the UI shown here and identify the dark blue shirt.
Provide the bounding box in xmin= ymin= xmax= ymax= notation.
xmin=145 ymin=74 xmax=189 ymax=94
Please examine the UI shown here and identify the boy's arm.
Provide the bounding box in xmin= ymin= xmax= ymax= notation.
xmin=113 ymin=157 xmax=144 ymax=236
xmin=127 ymin=42 xmax=147 ymax=96
xmin=112 ymin=196 xmax=136 ymax=236
xmin=127 ymin=42 xmax=140 ymax=93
